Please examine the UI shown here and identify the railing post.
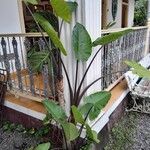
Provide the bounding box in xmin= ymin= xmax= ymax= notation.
xmin=24 ymin=38 xmax=36 ymax=95
xmin=12 ymin=37 xmax=23 ymax=91
xmin=1 ymin=37 xmax=12 ymax=89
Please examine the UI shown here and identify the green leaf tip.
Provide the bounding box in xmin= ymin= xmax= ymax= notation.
xmin=34 ymin=13 xmax=67 ymax=56
xmin=92 ymin=29 xmax=133 ymax=47
xmin=51 ymin=0 xmax=72 ymax=23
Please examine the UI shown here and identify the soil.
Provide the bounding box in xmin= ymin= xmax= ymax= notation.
xmin=0 ymin=127 xmax=41 ymax=150
xmin=128 ymin=114 xmax=150 ymax=150
xmin=105 ymin=112 xmax=150 ymax=150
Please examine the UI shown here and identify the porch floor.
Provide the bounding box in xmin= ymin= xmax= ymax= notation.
xmin=4 ymin=79 xmax=128 ymax=121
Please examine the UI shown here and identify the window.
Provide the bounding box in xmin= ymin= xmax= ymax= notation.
xmin=22 ymin=0 xmax=55 ymax=32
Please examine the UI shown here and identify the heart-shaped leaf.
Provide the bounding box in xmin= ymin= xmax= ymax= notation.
xmin=80 ymin=91 xmax=111 ymax=120
xmin=34 ymin=13 xmax=67 ymax=56
xmin=72 ymin=23 xmax=92 ymax=61
xmin=28 ymin=51 xmax=49 ymax=72
xmin=85 ymin=91 xmax=111 ymax=108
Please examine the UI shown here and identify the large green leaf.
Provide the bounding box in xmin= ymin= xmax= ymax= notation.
xmin=85 ymin=91 xmax=111 ymax=109
xmin=62 ymin=122 xmax=79 ymax=141
xmin=28 ymin=51 xmax=49 ymax=72
xmin=86 ymin=124 xmax=100 ymax=143
xmin=24 ymin=0 xmax=38 ymax=5
xmin=43 ymin=99 xmax=67 ymax=122
xmin=34 ymin=13 xmax=67 ymax=56
xmin=79 ymin=103 xmax=93 ymax=117
xmin=67 ymin=2 xmax=78 ymax=13
xmin=72 ymin=23 xmax=92 ymax=61
xmin=34 ymin=142 xmax=51 ymax=150
xmin=51 ymin=0 xmax=71 ymax=22
xmin=88 ymin=106 xmax=101 ymax=121
xmin=80 ymin=91 xmax=111 ymax=121
xmin=125 ymin=61 xmax=150 ymax=78
xmin=92 ymin=29 xmax=133 ymax=47
xmin=71 ymin=105 xmax=84 ymax=124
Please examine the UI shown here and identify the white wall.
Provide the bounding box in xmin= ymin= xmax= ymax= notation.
xmin=61 ymin=0 xmax=101 ymax=114
xmin=0 ymin=0 xmax=22 ymax=33
xmin=106 ymin=0 xmax=135 ymax=28
xmin=128 ymin=0 xmax=135 ymax=27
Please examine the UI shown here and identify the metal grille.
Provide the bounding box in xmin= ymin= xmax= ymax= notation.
xmin=101 ymin=28 xmax=147 ymax=89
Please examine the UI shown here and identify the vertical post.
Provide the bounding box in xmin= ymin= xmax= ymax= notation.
xmin=12 ymin=37 xmax=23 ymax=91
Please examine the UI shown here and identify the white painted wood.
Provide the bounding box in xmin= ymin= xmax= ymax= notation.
xmin=61 ymin=0 xmax=102 ymax=115
xmin=4 ymin=100 xmax=46 ymax=120
xmin=125 ymin=53 xmax=150 ymax=97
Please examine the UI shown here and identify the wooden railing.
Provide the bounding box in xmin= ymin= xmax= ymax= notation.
xmin=0 ymin=33 xmax=55 ymax=102
xmin=101 ymin=26 xmax=148 ymax=90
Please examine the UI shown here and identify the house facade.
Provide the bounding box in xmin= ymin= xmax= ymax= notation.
xmin=0 ymin=0 xmax=149 ymax=149
xmin=102 ymin=0 xmax=135 ymax=29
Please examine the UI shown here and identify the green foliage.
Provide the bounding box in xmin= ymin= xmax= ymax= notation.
xmin=67 ymin=2 xmax=78 ymax=13
xmin=51 ymin=0 xmax=71 ymax=22
xmin=61 ymin=122 xmax=79 ymax=141
xmin=24 ymin=0 xmax=38 ymax=5
xmin=71 ymin=105 xmax=84 ymax=124
xmin=34 ymin=13 xmax=67 ymax=56
xmin=80 ymin=91 xmax=111 ymax=120
xmin=2 ymin=121 xmax=16 ymax=132
xmin=125 ymin=60 xmax=150 ymax=78
xmin=92 ymin=29 xmax=133 ymax=47
xmin=72 ymin=23 xmax=92 ymax=61
xmin=33 ymin=143 xmax=50 ymax=150
xmin=134 ymin=0 xmax=148 ymax=26
xmin=105 ymin=113 xmax=137 ymax=150
xmin=43 ymin=99 xmax=67 ymax=122
xmin=86 ymin=124 xmax=100 ymax=143
xmin=24 ymin=0 xmax=133 ymax=149
xmin=28 ymin=51 xmax=49 ymax=72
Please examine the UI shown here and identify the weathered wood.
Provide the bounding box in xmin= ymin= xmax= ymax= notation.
xmin=12 ymin=37 xmax=23 ymax=91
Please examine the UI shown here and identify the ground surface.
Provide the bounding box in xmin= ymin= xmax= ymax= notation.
xmin=0 ymin=113 xmax=150 ymax=150
xmin=0 ymin=126 xmax=41 ymax=150
xmin=105 ymin=112 xmax=150 ymax=150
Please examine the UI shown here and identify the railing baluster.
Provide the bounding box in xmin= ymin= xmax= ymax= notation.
xmin=1 ymin=37 xmax=12 ymax=89
xmin=38 ymin=38 xmax=49 ymax=97
xmin=24 ymin=38 xmax=35 ymax=95
xmin=12 ymin=37 xmax=23 ymax=91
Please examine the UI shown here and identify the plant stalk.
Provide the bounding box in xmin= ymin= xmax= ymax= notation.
xmin=75 ymin=46 xmax=103 ymax=106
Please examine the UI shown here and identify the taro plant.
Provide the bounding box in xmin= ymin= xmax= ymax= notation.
xmin=24 ymin=0 xmax=132 ymax=149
